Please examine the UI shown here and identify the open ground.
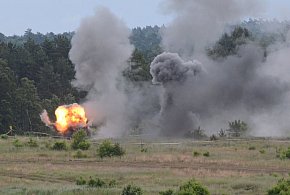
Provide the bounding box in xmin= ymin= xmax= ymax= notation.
xmin=0 ymin=136 xmax=290 ymax=195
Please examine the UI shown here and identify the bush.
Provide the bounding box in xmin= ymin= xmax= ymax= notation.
xmin=203 ymin=151 xmax=210 ymax=157
xmin=97 ymin=140 xmax=125 ymax=158
xmin=209 ymin=134 xmax=217 ymax=141
xmin=185 ymin=127 xmax=207 ymax=140
xmin=13 ymin=139 xmax=23 ymax=147
xmin=88 ymin=177 xmax=106 ymax=188
xmin=113 ymin=143 xmax=125 ymax=156
xmin=159 ymin=179 xmax=209 ymax=195
xmin=218 ymin=129 xmax=227 ymax=137
xmin=248 ymin=146 xmax=256 ymax=150
xmin=159 ymin=189 xmax=174 ymax=195
xmin=286 ymin=148 xmax=290 ymax=159
xmin=73 ymin=150 xmax=87 ymax=158
xmin=76 ymin=177 xmax=86 ymax=185
xmin=75 ymin=176 xmax=116 ymax=188
xmin=1 ymin=134 xmax=8 ymax=139
xmin=177 ymin=179 xmax=210 ymax=195
xmin=78 ymin=141 xmax=90 ymax=150
xmin=108 ymin=179 xmax=117 ymax=187
xmin=71 ymin=129 xmax=90 ymax=150
xmin=27 ymin=138 xmax=38 ymax=147
xmin=193 ymin=151 xmax=201 ymax=157
xmin=122 ymin=184 xmax=143 ymax=195
xmin=227 ymin=120 xmax=248 ymax=137
xmin=276 ymin=147 xmax=290 ymax=160
xmin=52 ymin=141 xmax=67 ymax=150
xmin=267 ymin=178 xmax=290 ymax=195
xmin=259 ymin=149 xmax=266 ymax=154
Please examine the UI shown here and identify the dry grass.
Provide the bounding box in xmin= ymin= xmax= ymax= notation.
xmin=0 ymin=136 xmax=289 ymax=194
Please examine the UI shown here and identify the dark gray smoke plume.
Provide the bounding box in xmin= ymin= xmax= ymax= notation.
xmin=150 ymin=52 xmax=202 ymax=84
xmin=69 ymin=3 xmax=290 ymax=138
xmin=151 ymin=44 xmax=290 ymax=136
xmin=150 ymin=0 xmax=290 ymax=137
xmin=150 ymin=52 xmax=203 ymax=136
xmin=69 ymin=7 xmax=133 ymax=137
xmin=161 ymin=0 xmax=263 ymax=57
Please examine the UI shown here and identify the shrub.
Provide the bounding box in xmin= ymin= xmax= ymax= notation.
xmin=13 ymin=139 xmax=23 ymax=147
xmin=193 ymin=151 xmax=201 ymax=157
xmin=259 ymin=149 xmax=266 ymax=154
xmin=218 ymin=129 xmax=227 ymax=137
xmin=71 ymin=129 xmax=90 ymax=150
xmin=267 ymin=178 xmax=290 ymax=195
xmin=113 ymin=143 xmax=126 ymax=156
xmin=210 ymin=134 xmax=217 ymax=141
xmin=88 ymin=177 xmax=106 ymax=188
xmin=276 ymin=147 xmax=285 ymax=159
xmin=185 ymin=127 xmax=207 ymax=140
xmin=78 ymin=141 xmax=90 ymax=150
xmin=76 ymin=177 xmax=86 ymax=185
xmin=27 ymin=138 xmax=38 ymax=147
xmin=159 ymin=189 xmax=174 ymax=195
xmin=276 ymin=147 xmax=290 ymax=160
xmin=285 ymin=148 xmax=290 ymax=159
xmin=203 ymin=151 xmax=210 ymax=157
xmin=108 ymin=179 xmax=117 ymax=187
xmin=97 ymin=140 xmax=125 ymax=158
xmin=121 ymin=184 xmax=143 ymax=195
xmin=76 ymin=176 xmax=117 ymax=188
xmin=52 ymin=141 xmax=67 ymax=150
xmin=248 ymin=146 xmax=256 ymax=150
xmin=73 ymin=150 xmax=87 ymax=158
xmin=227 ymin=120 xmax=248 ymax=137
xmin=1 ymin=134 xmax=8 ymax=139
xmin=177 ymin=179 xmax=210 ymax=195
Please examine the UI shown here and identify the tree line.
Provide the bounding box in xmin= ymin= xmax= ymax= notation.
xmin=0 ymin=26 xmax=162 ymax=134
xmin=0 ymin=21 xmax=289 ymax=134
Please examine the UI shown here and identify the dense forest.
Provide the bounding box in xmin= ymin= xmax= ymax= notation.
xmin=0 ymin=20 xmax=289 ymax=134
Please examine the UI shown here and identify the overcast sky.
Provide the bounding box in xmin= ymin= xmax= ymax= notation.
xmin=1 ymin=0 xmax=290 ymax=35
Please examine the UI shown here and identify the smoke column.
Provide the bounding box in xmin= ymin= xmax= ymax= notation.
xmin=69 ymin=7 xmax=133 ymax=137
xmin=68 ymin=2 xmax=290 ymax=137
xmin=150 ymin=0 xmax=290 ymax=137
xmin=160 ymin=0 xmax=263 ymax=57
xmin=150 ymin=52 xmax=203 ymax=136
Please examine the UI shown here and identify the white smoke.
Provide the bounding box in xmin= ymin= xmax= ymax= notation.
xmin=68 ymin=2 xmax=290 ymax=138
xmin=40 ymin=110 xmax=52 ymax=127
xmin=69 ymin=7 xmax=134 ymax=137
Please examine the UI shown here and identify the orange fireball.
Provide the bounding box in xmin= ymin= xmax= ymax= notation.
xmin=55 ymin=103 xmax=87 ymax=133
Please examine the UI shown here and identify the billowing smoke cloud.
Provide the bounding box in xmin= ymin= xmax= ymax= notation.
xmin=150 ymin=0 xmax=290 ymax=137
xmin=160 ymin=0 xmax=263 ymax=57
xmin=68 ymin=2 xmax=290 ymax=138
xmin=150 ymin=52 xmax=202 ymax=84
xmin=69 ymin=7 xmax=133 ymax=137
xmin=151 ymin=44 xmax=290 ymax=137
xmin=150 ymin=52 xmax=203 ymax=136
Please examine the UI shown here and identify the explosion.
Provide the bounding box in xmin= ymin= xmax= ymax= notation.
xmin=40 ymin=103 xmax=88 ymax=134
xmin=55 ymin=104 xmax=88 ymax=133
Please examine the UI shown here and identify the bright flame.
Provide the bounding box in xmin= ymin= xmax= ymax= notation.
xmin=55 ymin=103 xmax=87 ymax=133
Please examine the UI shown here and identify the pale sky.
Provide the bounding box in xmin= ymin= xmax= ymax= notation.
xmin=1 ymin=0 xmax=290 ymax=36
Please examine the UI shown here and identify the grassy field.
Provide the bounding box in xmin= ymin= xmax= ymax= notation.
xmin=0 ymin=136 xmax=290 ymax=195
